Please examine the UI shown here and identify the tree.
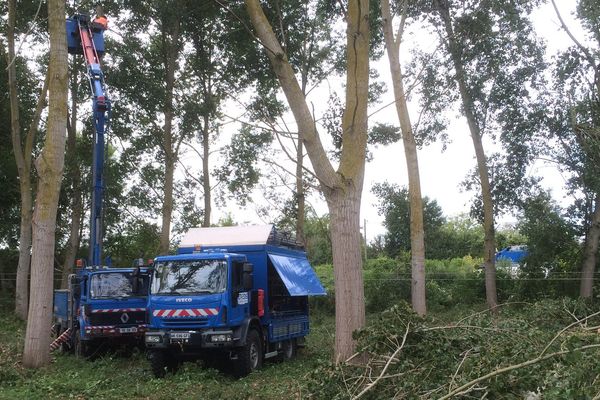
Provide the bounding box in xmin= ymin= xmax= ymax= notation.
xmin=434 ymin=214 xmax=485 ymax=259
xmin=245 ymin=0 xmax=370 ymax=362
xmin=431 ymin=0 xmax=545 ymax=309
xmin=5 ymin=0 xmax=49 ymax=319
xmin=0 ymin=48 xmax=20 ymax=251
xmin=518 ymin=193 xmax=580 ymax=275
xmin=179 ymin=2 xmax=261 ymax=227
xmin=548 ymin=0 xmax=600 ymax=299
xmin=59 ymin=59 xmax=86 ymax=288
xmin=110 ymin=1 xmax=188 ymax=255
xmin=380 ymin=0 xmax=427 ymax=315
xmin=23 ymin=0 xmax=68 ymax=367
xmin=372 ymin=182 xmax=444 ymax=260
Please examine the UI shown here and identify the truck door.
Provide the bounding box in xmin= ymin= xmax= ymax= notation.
xmin=228 ymin=260 xmax=249 ymax=326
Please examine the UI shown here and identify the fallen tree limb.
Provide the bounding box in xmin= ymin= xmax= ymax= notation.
xmin=438 ymin=343 xmax=600 ymax=400
xmin=353 ymin=323 xmax=410 ymax=399
xmin=538 ymin=310 xmax=600 ymax=358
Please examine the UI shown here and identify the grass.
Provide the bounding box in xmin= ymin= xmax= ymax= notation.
xmin=3 ymin=290 xmax=599 ymax=399
xmin=0 ymin=302 xmax=334 ymax=400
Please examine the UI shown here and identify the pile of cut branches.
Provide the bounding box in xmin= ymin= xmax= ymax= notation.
xmin=308 ymin=299 xmax=600 ymax=399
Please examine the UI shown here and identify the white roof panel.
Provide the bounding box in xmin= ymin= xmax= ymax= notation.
xmin=179 ymin=225 xmax=274 ymax=248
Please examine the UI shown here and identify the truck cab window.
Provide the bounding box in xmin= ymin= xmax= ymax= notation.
xmin=152 ymin=260 xmax=227 ymax=295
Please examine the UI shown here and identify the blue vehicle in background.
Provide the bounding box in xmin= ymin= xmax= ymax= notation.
xmin=144 ymin=225 xmax=326 ymax=377
xmin=53 ymin=263 xmax=151 ymax=357
xmin=495 ymin=245 xmax=528 ymax=277
xmin=496 ymin=245 xmax=528 ymax=264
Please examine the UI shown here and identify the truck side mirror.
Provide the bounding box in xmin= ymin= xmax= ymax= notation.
xmin=242 ymin=262 xmax=253 ymax=290
xmin=242 ymin=272 xmax=253 ymax=291
xmin=242 ymin=272 xmax=254 ymax=290
xmin=132 ymin=266 xmax=140 ymax=293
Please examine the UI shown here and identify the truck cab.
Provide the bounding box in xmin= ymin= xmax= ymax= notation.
xmin=145 ymin=225 xmax=326 ymax=377
xmin=53 ymin=264 xmax=151 ymax=357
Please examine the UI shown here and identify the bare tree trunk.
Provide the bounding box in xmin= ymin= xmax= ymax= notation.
xmin=246 ymin=0 xmax=369 ymax=362
xmin=158 ymin=19 xmax=181 ymax=254
xmin=381 ymin=0 xmax=427 ymax=316
xmin=295 ymin=140 xmax=305 ymax=244
xmin=160 ymin=154 xmax=175 ymax=254
xmin=14 ymin=187 xmax=32 ymax=318
xmin=6 ymin=0 xmax=48 ymax=320
xmin=580 ymin=195 xmax=600 ymax=298
xmin=328 ymin=188 xmax=366 ymax=363
xmin=23 ymin=0 xmax=68 ymax=368
xmin=435 ymin=0 xmax=497 ymax=308
xmin=202 ymin=114 xmax=211 ymax=227
xmin=61 ymin=76 xmax=82 ymax=288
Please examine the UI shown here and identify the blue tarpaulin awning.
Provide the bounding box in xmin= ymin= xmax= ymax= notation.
xmin=268 ymin=253 xmax=326 ymax=296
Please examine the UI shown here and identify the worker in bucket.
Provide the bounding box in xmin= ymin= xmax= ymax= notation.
xmin=93 ymin=6 xmax=108 ymax=31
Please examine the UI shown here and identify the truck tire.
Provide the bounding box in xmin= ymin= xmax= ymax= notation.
xmin=280 ymin=339 xmax=296 ymax=361
xmin=234 ymin=329 xmax=262 ymax=377
xmin=149 ymin=350 xmax=180 ymax=378
xmin=73 ymin=330 xmax=90 ymax=359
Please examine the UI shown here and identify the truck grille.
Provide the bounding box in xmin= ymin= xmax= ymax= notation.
xmin=161 ymin=317 xmax=208 ymax=327
xmin=89 ymin=311 xmax=146 ymax=326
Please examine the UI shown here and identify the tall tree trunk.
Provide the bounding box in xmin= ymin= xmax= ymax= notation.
xmin=160 ymin=154 xmax=175 ymax=254
xmin=202 ymin=114 xmax=211 ymax=227
xmin=158 ymin=20 xmax=181 ymax=254
xmin=7 ymin=0 xmax=48 ymax=320
xmin=381 ymin=0 xmax=426 ymax=316
xmin=328 ymin=188 xmax=366 ymax=363
xmin=435 ymin=0 xmax=497 ymax=308
xmin=246 ymin=0 xmax=369 ymax=363
xmin=295 ymin=140 xmax=305 ymax=245
xmin=61 ymin=75 xmax=82 ymax=288
xmin=580 ymin=195 xmax=600 ymax=298
xmin=23 ymin=0 xmax=68 ymax=368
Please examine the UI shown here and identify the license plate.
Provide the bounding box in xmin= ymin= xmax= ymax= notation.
xmin=170 ymin=332 xmax=191 ymax=340
xmin=119 ymin=327 xmax=138 ymax=333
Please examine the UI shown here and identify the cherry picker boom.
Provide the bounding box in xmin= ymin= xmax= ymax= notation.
xmin=50 ymin=13 xmax=150 ymax=357
xmin=66 ymin=13 xmax=109 ymax=266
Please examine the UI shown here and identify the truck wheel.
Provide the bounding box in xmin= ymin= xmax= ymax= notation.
xmin=149 ymin=350 xmax=179 ymax=378
xmin=73 ymin=330 xmax=89 ymax=359
xmin=281 ymin=339 xmax=296 ymax=361
xmin=234 ymin=329 xmax=262 ymax=377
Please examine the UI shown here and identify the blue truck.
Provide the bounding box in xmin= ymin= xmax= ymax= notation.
xmin=51 ymin=13 xmax=152 ymax=357
xmin=53 ymin=264 xmax=151 ymax=357
xmin=144 ymin=225 xmax=326 ymax=377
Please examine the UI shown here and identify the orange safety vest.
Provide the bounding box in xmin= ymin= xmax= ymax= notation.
xmin=94 ymin=16 xmax=108 ymax=30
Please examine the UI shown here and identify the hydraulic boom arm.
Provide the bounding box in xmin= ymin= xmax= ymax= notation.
xmin=66 ymin=14 xmax=111 ymax=266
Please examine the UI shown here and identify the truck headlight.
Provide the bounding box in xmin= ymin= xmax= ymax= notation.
xmin=145 ymin=334 xmax=162 ymax=343
xmin=210 ymin=334 xmax=232 ymax=343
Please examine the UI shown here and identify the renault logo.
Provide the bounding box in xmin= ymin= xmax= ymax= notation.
xmin=120 ymin=313 xmax=130 ymax=323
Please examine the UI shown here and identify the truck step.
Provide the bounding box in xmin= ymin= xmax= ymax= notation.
xmin=264 ymin=351 xmax=278 ymax=359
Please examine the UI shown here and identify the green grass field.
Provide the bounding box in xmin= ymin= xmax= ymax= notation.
xmin=2 ymin=295 xmax=600 ymax=399
xmin=0 ymin=306 xmax=334 ymax=400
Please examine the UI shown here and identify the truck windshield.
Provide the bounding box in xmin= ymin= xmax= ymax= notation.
xmin=90 ymin=272 xmax=145 ymax=299
xmin=151 ymin=260 xmax=227 ymax=295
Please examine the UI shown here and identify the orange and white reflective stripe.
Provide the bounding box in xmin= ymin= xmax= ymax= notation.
xmin=152 ymin=308 xmax=219 ymax=317
xmin=91 ymin=308 xmax=145 ymax=313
